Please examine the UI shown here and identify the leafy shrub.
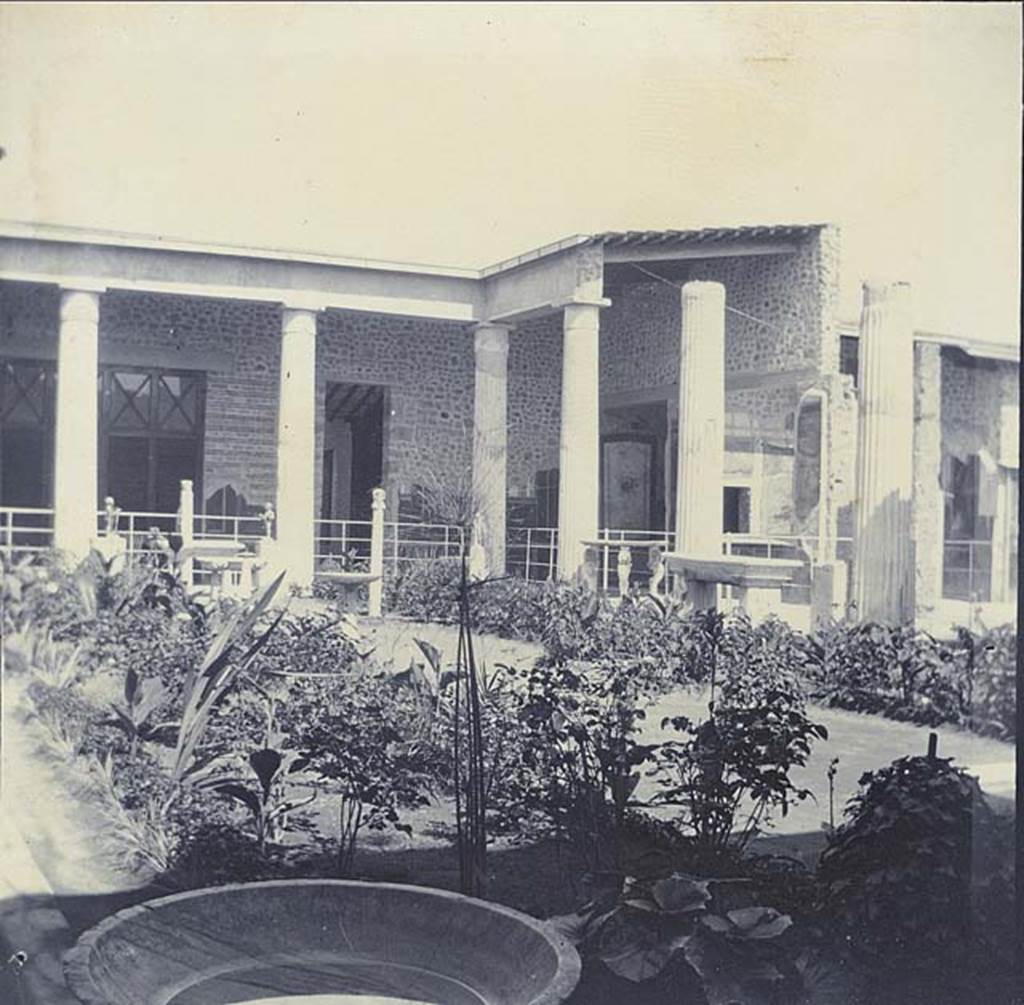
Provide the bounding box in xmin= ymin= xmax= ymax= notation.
xmin=164 ymin=822 xmax=281 ymax=887
xmin=650 ymin=690 xmax=828 ymax=861
xmin=805 ymin=620 xmax=1016 ymax=739
xmin=495 ymin=653 xmax=662 ymax=877
xmin=471 ymin=577 xmax=593 ymax=643
xmin=278 ymin=672 xmax=433 ymax=875
xmin=542 ymin=594 xmax=697 ymax=686
xmin=817 ymin=754 xmax=1004 ymax=1002
xmin=958 ymin=624 xmax=1016 ymax=739
xmin=806 ymin=621 xmax=964 ymax=724
xmin=388 ymin=558 xmax=462 ymax=623
xmin=715 ymin=613 xmax=817 ymax=710
xmin=84 ymin=608 xmax=209 ymax=696
xmin=388 ymin=557 xmax=597 ymax=645
xmin=552 ymin=871 xmax=858 ymax=1005
xmin=248 ymin=612 xmax=360 ymax=677
xmin=2 ymin=552 xmax=95 ymax=638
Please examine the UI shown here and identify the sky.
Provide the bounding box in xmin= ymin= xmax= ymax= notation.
xmin=1 ymin=3 xmax=1020 ymax=342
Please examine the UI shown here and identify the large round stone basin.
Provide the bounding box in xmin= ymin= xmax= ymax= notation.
xmin=64 ymin=880 xmax=580 ymax=1005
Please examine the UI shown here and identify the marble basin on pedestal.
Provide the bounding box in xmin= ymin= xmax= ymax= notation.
xmin=64 ymin=880 xmax=580 ymax=1005
xmin=664 ymin=553 xmax=807 ymax=589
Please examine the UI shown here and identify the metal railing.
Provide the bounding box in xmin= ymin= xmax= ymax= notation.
xmin=595 ymin=528 xmax=675 ymax=595
xmin=520 ymin=529 xmax=858 ymax=600
xmin=315 ymin=519 xmax=465 ymax=577
xmin=506 ymin=526 xmax=558 ymax=582
xmin=0 ymin=507 xmax=54 ymax=559
xmin=92 ymin=509 xmax=267 ymax=590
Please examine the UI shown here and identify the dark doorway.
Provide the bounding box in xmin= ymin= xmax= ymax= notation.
xmin=723 ymin=486 xmax=751 ymax=533
xmin=0 ymin=359 xmax=56 ymax=507
xmin=322 ymin=382 xmax=386 ymax=523
xmin=100 ymin=367 xmax=205 ymax=512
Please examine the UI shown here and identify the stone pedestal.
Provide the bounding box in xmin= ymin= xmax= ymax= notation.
xmin=275 ymin=307 xmax=318 ymax=590
xmin=472 ymin=323 xmax=510 ymax=576
xmin=557 ymin=304 xmax=601 ymax=581
xmin=675 ymin=281 xmax=726 ymax=606
xmin=368 ymin=487 xmax=385 ymax=617
xmin=853 ymin=281 xmax=915 ymax=623
xmin=53 ymin=288 xmax=100 ymax=560
xmin=177 ymin=479 xmax=196 ymax=586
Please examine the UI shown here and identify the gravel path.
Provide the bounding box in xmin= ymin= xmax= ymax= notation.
xmin=367 ymin=618 xmax=1016 ymax=838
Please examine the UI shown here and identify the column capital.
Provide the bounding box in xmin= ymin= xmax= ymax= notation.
xmin=59 ymin=287 xmax=101 ymax=323
xmin=555 ymin=296 xmax=612 ymax=311
xmin=562 ymin=302 xmax=607 ymax=334
xmin=473 ymin=322 xmax=511 ymax=355
xmin=680 ymin=280 xmax=726 ymax=302
xmin=861 ymin=278 xmax=911 ymax=303
xmin=281 ymin=305 xmax=318 ymax=338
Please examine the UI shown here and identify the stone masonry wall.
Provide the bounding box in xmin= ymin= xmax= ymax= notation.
xmin=507 ymin=313 xmax=563 ymax=499
xmin=2 ymin=282 xmax=487 ymax=524
xmin=101 ymin=291 xmax=282 ymax=514
xmin=0 ymin=280 xmax=60 ymax=343
xmin=940 ymin=350 xmax=1018 ymax=462
xmin=599 ymin=230 xmax=838 ymax=399
xmin=1 ymin=283 xmax=282 ymax=515
xmin=595 ymin=229 xmax=840 ymax=534
xmin=316 ymin=311 xmax=476 ymax=519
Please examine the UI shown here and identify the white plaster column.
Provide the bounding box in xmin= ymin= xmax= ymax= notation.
xmin=53 ymin=288 xmax=101 ymax=559
xmin=275 ymin=307 xmax=318 ymax=590
xmin=557 ymin=304 xmax=602 ymax=580
xmin=675 ymin=282 xmax=726 ymax=608
xmin=853 ymin=281 xmax=915 ymax=623
xmin=472 ymin=323 xmax=511 ymax=576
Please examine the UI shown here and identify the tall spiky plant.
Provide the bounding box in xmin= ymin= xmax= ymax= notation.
xmin=453 ymin=553 xmax=487 ymax=897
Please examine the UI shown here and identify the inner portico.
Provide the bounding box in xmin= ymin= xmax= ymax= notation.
xmin=1 ymin=220 xmax=1016 ymax=628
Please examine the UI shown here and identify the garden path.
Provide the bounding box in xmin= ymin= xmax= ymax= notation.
xmin=366 ymin=618 xmax=1017 ymax=847
xmin=0 ymin=678 xmax=161 ymax=1003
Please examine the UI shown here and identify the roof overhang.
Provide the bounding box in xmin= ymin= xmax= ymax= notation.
xmin=837 ymin=320 xmax=1019 ymax=364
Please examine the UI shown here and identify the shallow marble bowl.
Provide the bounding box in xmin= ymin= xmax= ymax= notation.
xmin=64 ymin=879 xmax=581 ymax=1005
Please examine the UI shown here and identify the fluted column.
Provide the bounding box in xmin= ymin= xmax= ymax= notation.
xmin=675 ymin=282 xmax=726 ymax=564
xmin=275 ymin=307 xmax=318 ymax=590
xmin=472 ymin=323 xmax=510 ymax=576
xmin=912 ymin=342 xmax=943 ymax=623
xmin=557 ymin=304 xmax=601 ymax=580
xmin=853 ymin=281 xmax=915 ymax=623
xmin=53 ymin=288 xmax=101 ymax=559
